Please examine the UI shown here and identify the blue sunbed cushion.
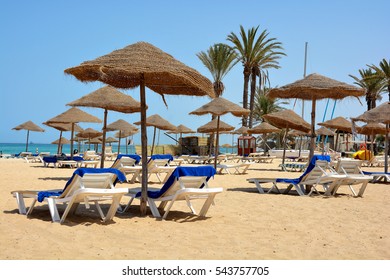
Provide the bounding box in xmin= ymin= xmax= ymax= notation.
xmin=150 ymin=154 xmax=174 ymax=162
xmin=135 ymin=166 xmax=217 ymax=199
xmin=116 ymin=154 xmax=141 ymax=165
xmin=37 ymin=168 xmax=126 ymax=202
xmin=363 ymin=171 xmax=388 ymax=176
xmin=276 ymin=155 xmax=330 ymax=185
xmin=43 ymin=155 xmax=84 ymax=163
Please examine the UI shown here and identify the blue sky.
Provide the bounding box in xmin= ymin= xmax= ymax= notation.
xmin=1 ymin=0 xmax=389 ymax=146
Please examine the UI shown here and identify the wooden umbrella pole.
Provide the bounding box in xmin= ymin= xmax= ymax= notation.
xmin=70 ymin=123 xmax=75 ymax=159
xmin=151 ymin=126 xmax=156 ymax=156
xmin=282 ymin=128 xmax=288 ymax=167
xmin=118 ymin=131 xmax=122 ymax=154
xmin=100 ymin=109 xmax=108 ymax=168
xmin=385 ymin=124 xmax=389 ymax=174
xmin=140 ymin=74 xmax=148 ymax=215
xmin=309 ymin=99 xmax=316 ymax=161
xmin=57 ymin=131 xmax=62 ymax=154
xmin=25 ymin=130 xmax=30 ymax=152
xmin=214 ymin=116 xmax=220 ymax=170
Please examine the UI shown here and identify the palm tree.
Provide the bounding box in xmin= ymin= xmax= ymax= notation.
xmin=197 ymin=43 xmax=238 ymax=97
xmin=252 ymin=86 xmax=287 ymax=124
xmin=197 ymin=43 xmax=238 ymax=155
xmin=349 ymin=68 xmax=386 ymax=110
xmin=368 ymin=59 xmax=390 ymax=101
xmin=227 ymin=25 xmax=285 ymax=128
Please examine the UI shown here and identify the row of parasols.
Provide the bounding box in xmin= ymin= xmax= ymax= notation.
xmin=10 ymin=41 xmax=390 ymax=214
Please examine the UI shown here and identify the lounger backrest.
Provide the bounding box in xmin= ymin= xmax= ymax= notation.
xmin=80 ymin=173 xmax=115 ymax=189
xmin=163 ymin=176 xmax=208 ymax=197
xmin=336 ymin=159 xmax=363 ymax=175
xmin=119 ymin=157 xmax=136 ymax=167
xmin=301 ymin=160 xmax=328 ymax=182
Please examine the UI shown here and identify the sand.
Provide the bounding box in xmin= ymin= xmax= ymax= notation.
xmin=0 ymin=157 xmax=389 ymax=260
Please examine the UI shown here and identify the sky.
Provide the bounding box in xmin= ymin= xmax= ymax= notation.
xmin=1 ymin=0 xmax=389 ymax=146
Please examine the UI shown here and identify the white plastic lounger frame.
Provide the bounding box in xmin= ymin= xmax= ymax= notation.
xmin=11 ymin=173 xmax=127 ymax=223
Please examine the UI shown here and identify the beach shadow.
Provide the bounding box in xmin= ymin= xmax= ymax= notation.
xmin=116 ymin=204 xmax=211 ymax=223
xmin=37 ymin=177 xmax=70 ymax=182
xmin=5 ymin=204 xmax=119 ymax=227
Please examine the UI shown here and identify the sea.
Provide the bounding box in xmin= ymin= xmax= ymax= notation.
xmin=0 ymin=143 xmax=236 ymax=156
xmin=0 ymin=143 xmax=136 ymax=156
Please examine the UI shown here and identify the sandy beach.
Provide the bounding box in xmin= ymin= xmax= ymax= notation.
xmin=0 ymin=157 xmax=389 ymax=260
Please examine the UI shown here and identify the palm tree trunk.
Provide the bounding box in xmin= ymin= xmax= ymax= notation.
xmin=248 ymin=68 xmax=257 ymax=128
xmin=242 ymin=67 xmax=250 ymax=126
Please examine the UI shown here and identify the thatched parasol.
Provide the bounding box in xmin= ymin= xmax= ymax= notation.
xmin=105 ymin=136 xmax=119 ymax=144
xmin=248 ymin=122 xmax=280 ymax=155
xmin=67 ymin=85 xmax=142 ymax=168
xmin=197 ymin=118 xmax=235 ymax=134
xmin=315 ymin=126 xmax=335 ymax=154
xmin=167 ymin=124 xmax=195 ymax=155
xmin=76 ymin=128 xmax=103 ymax=150
xmin=44 ymin=122 xmax=83 ymax=154
xmin=107 ymin=119 xmax=138 ymax=154
xmin=263 ymin=109 xmax=310 ymax=166
xmin=12 ymin=121 xmax=45 ymax=152
xmin=46 ymin=107 xmax=101 ymax=159
xmin=64 ymin=41 xmax=214 ymax=215
xmin=190 ymin=97 xmax=250 ymax=168
xmin=269 ymin=73 xmax=365 ymax=161
xmin=134 ymin=114 xmax=177 ymax=156
xmin=52 ymin=137 xmax=70 ymax=145
xmin=352 ymin=102 xmax=390 ymax=173
xmin=318 ymin=116 xmax=353 ymax=151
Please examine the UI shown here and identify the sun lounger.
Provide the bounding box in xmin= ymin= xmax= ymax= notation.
xmin=11 ymin=168 xmax=127 ymax=223
xmin=42 ymin=155 xmax=84 ymax=168
xmin=111 ymin=154 xmax=142 ymax=183
xmin=216 ymin=162 xmax=252 ymax=175
xmin=326 ymin=159 xmax=373 ymax=197
xmin=120 ymin=166 xmax=222 ymax=219
xmin=362 ymin=171 xmax=390 ymax=183
xmin=247 ymin=155 xmax=346 ymax=196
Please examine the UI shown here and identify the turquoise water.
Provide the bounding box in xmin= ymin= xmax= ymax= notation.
xmin=0 ymin=143 xmax=236 ymax=156
xmin=0 ymin=143 xmax=136 ymax=156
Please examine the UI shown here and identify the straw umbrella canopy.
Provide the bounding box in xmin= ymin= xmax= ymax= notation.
xmin=191 ymin=97 xmax=250 ymax=168
xmin=352 ymin=102 xmax=390 ymax=173
xmin=12 ymin=121 xmax=45 ymax=152
xmin=248 ymin=122 xmax=280 ymax=155
xmin=167 ymin=124 xmax=195 ymax=155
xmin=64 ymin=41 xmax=214 ymax=215
xmin=46 ymin=107 xmax=101 ymax=159
xmin=318 ymin=116 xmax=353 ymax=151
xmin=76 ymin=128 xmax=103 ymax=150
xmin=134 ymin=114 xmax=177 ymax=156
xmin=197 ymin=118 xmax=235 ymax=133
xmin=269 ymin=73 xmax=365 ymax=161
xmin=51 ymin=137 xmax=70 ymax=154
xmin=356 ymin=123 xmax=387 ymax=160
xmin=263 ymin=109 xmax=311 ymax=166
xmin=43 ymin=122 xmax=83 ymax=154
xmin=67 ymin=85 xmax=142 ymax=168
xmin=315 ymin=126 xmax=335 ymax=154
xmin=105 ymin=136 xmax=119 ymax=145
xmin=106 ymin=119 xmax=138 ymax=154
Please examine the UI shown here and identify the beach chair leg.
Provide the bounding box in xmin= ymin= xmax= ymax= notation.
xmin=253 ymin=180 xmax=265 ymax=194
xmin=199 ymin=194 xmax=217 ymax=217
xmin=185 ymin=197 xmax=196 ymax=214
xmin=270 ymin=182 xmax=281 ymax=194
xmin=348 ymin=185 xmax=358 ymax=197
xmin=357 ymin=181 xmax=369 ymax=197
xmin=162 ymin=199 xmax=178 ymax=220
xmin=94 ymin=201 xmax=106 ymax=221
xmin=14 ymin=192 xmax=27 ymax=214
xmin=118 ymin=197 xmax=135 ymax=213
xmin=47 ymin=198 xmax=61 ymax=223
xmin=26 ymin=199 xmax=37 ymax=216
xmin=147 ymin=198 xmax=161 ymax=218
xmin=105 ymin=196 xmax=122 ymax=222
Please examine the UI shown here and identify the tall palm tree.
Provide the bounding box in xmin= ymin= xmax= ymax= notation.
xmin=227 ymin=25 xmax=285 ymax=128
xmin=197 ymin=43 xmax=238 ymax=97
xmin=368 ymin=59 xmax=390 ymax=101
xmin=349 ymin=68 xmax=386 ymax=110
xmin=252 ymin=86 xmax=287 ymax=124
xmin=197 ymin=43 xmax=238 ymax=155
